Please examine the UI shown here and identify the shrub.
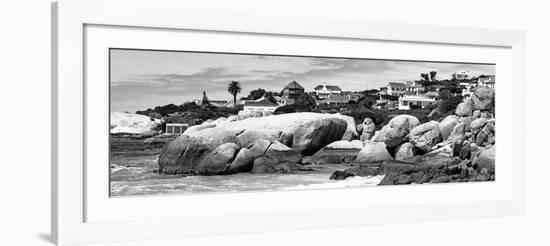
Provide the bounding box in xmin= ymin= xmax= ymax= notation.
xmin=274 ymin=104 xmax=312 ymax=114
xmin=438 ymin=96 xmax=463 ymax=113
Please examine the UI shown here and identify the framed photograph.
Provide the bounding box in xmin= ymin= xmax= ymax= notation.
xmin=52 ymin=0 xmax=526 ymax=245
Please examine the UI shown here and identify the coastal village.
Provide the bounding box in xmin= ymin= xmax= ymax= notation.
xmin=112 ymin=70 xmax=494 ymax=135
xmin=110 ymin=69 xmax=496 ymax=195
xmin=194 ymin=70 xmax=494 ymax=112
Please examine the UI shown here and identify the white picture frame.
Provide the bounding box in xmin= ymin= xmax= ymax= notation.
xmin=52 ymin=0 xmax=526 ymax=245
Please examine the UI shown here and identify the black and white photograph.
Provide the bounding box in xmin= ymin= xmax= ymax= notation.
xmin=109 ymin=49 xmax=496 ymax=196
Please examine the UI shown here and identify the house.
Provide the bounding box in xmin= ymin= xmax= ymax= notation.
xmin=283 ymin=81 xmax=305 ymax=98
xmin=405 ymin=84 xmax=423 ymax=95
xmin=314 ymin=83 xmax=342 ymax=99
xmin=316 ymin=95 xmax=351 ymax=105
xmin=478 ymin=75 xmax=495 ymax=89
xmin=243 ymin=98 xmax=279 ymax=112
xmin=209 ymin=100 xmax=234 ymax=108
xmin=165 ymin=123 xmax=188 ymax=135
xmin=459 ymin=81 xmax=476 ymax=97
xmin=424 ymin=91 xmax=439 ymax=99
xmin=398 ymin=95 xmax=436 ymax=110
xmin=452 ymin=70 xmax=471 ymax=80
xmin=197 ymin=91 xmax=233 ymax=108
xmin=431 ymin=85 xmax=446 ymax=92
xmin=386 ymin=82 xmax=406 ymax=96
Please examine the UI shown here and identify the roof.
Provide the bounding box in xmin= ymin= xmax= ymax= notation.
xmin=314 ymin=84 xmax=342 ymax=91
xmin=244 ymin=99 xmax=279 ymax=107
xmin=424 ymin=91 xmax=439 ymax=97
xmin=317 ymin=95 xmax=351 ymax=104
xmin=284 ymin=81 xmax=304 ymax=90
xmin=388 ymin=82 xmax=406 ymax=87
xmin=479 ymin=76 xmax=495 ymax=84
xmin=399 ymin=95 xmax=436 ymax=102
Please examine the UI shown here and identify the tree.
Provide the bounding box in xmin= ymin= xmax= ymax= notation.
xmin=227 ymin=80 xmax=242 ymax=105
xmin=429 ymin=71 xmax=437 ymax=82
xmin=265 ymin=94 xmax=278 ymax=104
xmin=248 ymin=88 xmax=266 ymax=100
xmin=438 ymin=96 xmax=463 ymax=113
xmin=295 ymin=93 xmax=316 ymax=107
xmin=421 ymin=73 xmax=430 ymax=81
xmin=438 ymin=88 xmax=451 ymax=100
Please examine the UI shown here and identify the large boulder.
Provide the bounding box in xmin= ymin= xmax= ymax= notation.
xmin=110 ymin=112 xmax=162 ymax=134
xmin=378 ymin=115 xmax=420 ymax=147
xmin=195 ymin=143 xmax=240 ymax=175
xmin=471 ymin=86 xmax=495 ymax=110
xmin=228 ymin=140 xmax=302 ymax=174
xmin=394 ymin=142 xmax=416 ymax=160
xmin=227 ymin=139 xmax=271 ymax=174
xmin=158 ymin=135 xmax=216 ymax=174
xmin=263 ymin=141 xmax=303 ymax=163
xmin=455 ymin=99 xmax=474 ymax=117
xmin=409 ymin=121 xmax=443 ymax=153
xmin=473 ymin=145 xmax=495 ymax=174
xmin=474 ymin=122 xmax=495 ymax=147
xmin=185 ymin=112 xmax=348 ymax=155
xmin=439 ymin=115 xmax=460 ymax=140
xmin=308 ymin=140 xmax=362 ymax=164
xmin=237 ymin=110 xmax=273 ymax=120
xmin=329 ymin=113 xmax=359 ymax=141
xmin=324 ymin=140 xmax=364 ymax=149
xmin=356 ymin=141 xmax=393 ymax=163
xmin=235 ymin=129 xmax=280 ymax=148
xmin=159 ymin=113 xmax=347 ymax=175
xmin=360 ymin=118 xmax=376 ymax=141
xmin=470 ymin=118 xmax=488 ymax=136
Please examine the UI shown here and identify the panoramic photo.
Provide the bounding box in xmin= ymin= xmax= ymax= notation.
xmin=109 ymin=48 xmax=496 ymax=197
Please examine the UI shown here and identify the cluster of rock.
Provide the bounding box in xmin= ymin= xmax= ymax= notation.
xmin=329 ymin=86 xmax=496 ymax=184
xmin=157 ymin=86 xmax=496 ymax=186
xmin=110 ymin=112 xmax=162 ymax=134
xmin=158 ymin=112 xmax=357 ymax=175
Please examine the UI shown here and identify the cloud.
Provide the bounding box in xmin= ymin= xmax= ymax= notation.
xmin=110 ymin=50 xmax=495 ymax=112
xmin=112 ymin=67 xmax=249 ymax=89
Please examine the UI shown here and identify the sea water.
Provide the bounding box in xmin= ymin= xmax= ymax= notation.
xmin=110 ymin=155 xmax=382 ymax=197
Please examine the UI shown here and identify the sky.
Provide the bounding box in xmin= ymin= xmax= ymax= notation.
xmin=110 ymin=49 xmax=495 ymax=113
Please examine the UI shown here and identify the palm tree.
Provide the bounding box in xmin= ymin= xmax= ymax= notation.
xmin=227 ymin=80 xmax=242 ymax=105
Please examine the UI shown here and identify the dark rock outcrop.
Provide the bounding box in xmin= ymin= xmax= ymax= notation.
xmin=329 ymin=164 xmax=378 ymax=180
xmin=360 ymin=118 xmax=376 ymax=141
xmin=356 ymin=141 xmax=393 ymax=163
xmin=439 ymin=115 xmax=460 ymax=140
xmin=455 ymin=99 xmax=474 ymax=117
xmin=394 ymin=142 xmax=416 ymax=160
xmin=308 ymin=140 xmax=363 ymax=164
xmin=251 ymin=158 xmax=304 ymax=173
xmin=471 ymin=86 xmax=495 ymax=110
xmin=374 ymin=115 xmax=420 ymax=147
xmin=409 ymin=121 xmax=443 ymax=153
xmin=473 ymin=145 xmax=495 ymax=175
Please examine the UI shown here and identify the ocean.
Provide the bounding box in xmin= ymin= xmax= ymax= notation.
xmin=110 ymin=154 xmax=382 ymax=196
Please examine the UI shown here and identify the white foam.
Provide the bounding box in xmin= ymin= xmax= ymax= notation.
xmin=281 ymin=175 xmax=384 ymax=190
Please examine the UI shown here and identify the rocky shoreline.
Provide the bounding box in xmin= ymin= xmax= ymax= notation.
xmin=156 ymin=86 xmax=496 ymax=186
